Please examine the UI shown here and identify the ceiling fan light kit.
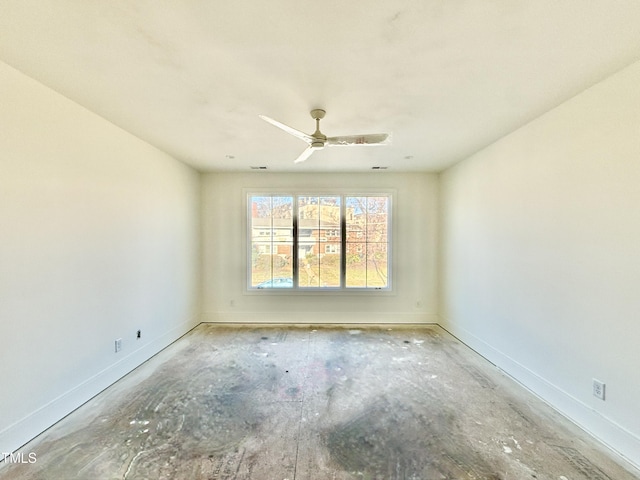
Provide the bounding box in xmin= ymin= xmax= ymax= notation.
xmin=259 ymin=109 xmax=390 ymax=164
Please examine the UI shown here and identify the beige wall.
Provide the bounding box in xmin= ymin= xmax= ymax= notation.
xmin=3 ymin=49 xmax=639 ymax=470
xmin=201 ymin=172 xmax=439 ymax=324
xmin=0 ymin=62 xmax=201 ymax=454
xmin=439 ymin=60 xmax=640 ymax=467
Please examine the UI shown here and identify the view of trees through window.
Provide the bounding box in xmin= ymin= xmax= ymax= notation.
xmin=249 ymin=194 xmax=390 ymax=289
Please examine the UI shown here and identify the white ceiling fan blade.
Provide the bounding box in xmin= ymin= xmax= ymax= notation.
xmin=259 ymin=115 xmax=313 ymax=143
xmin=293 ymin=146 xmax=319 ymax=164
xmin=326 ymin=133 xmax=390 ymax=146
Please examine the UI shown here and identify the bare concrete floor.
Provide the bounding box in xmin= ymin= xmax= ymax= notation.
xmin=1 ymin=324 xmax=638 ymax=480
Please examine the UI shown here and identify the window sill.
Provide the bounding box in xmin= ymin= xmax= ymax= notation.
xmin=244 ymin=287 xmax=395 ymax=296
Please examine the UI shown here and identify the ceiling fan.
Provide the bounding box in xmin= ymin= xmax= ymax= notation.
xmin=259 ymin=109 xmax=390 ymax=164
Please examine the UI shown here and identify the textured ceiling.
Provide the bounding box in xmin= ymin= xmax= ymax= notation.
xmin=2 ymin=1 xmax=640 ymax=172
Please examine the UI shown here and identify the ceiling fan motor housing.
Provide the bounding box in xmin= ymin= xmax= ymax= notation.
xmin=310 ymin=109 xmax=326 ymax=120
xmin=310 ymin=109 xmax=327 ymax=147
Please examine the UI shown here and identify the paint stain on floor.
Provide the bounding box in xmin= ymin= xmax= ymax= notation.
xmin=1 ymin=325 xmax=637 ymax=480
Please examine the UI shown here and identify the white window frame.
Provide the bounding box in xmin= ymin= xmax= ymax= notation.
xmin=245 ymin=189 xmax=394 ymax=294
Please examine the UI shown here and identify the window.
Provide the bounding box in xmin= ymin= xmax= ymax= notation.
xmin=248 ymin=193 xmax=391 ymax=290
xmin=325 ymin=244 xmax=339 ymax=254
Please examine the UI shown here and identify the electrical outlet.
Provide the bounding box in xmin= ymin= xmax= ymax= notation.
xmin=115 ymin=338 xmax=122 ymax=353
xmin=593 ymin=379 xmax=605 ymax=400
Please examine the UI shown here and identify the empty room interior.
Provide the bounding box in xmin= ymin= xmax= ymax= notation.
xmin=1 ymin=2 xmax=639 ymax=479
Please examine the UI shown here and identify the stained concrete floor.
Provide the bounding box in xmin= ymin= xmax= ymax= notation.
xmin=1 ymin=324 xmax=638 ymax=480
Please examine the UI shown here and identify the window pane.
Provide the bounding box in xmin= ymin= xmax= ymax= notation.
xmin=366 ymin=196 xmax=389 ymax=242
xmin=320 ymin=243 xmax=341 ymax=287
xmin=298 ymin=195 xmax=318 ymax=287
xmin=250 ymin=195 xmax=293 ymax=288
xmin=319 ymin=196 xmax=340 ymax=288
xmin=346 ymin=196 xmax=366 ymax=237
xmin=298 ymin=195 xmax=340 ymax=288
xmin=366 ymin=243 xmax=388 ymax=287
xmin=300 ymin=258 xmax=320 ymax=287
xmin=345 ymin=195 xmax=390 ymax=289
xmin=346 ymin=245 xmax=366 ymax=288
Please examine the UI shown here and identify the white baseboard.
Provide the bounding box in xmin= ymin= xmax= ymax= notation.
xmin=202 ymin=311 xmax=439 ymax=325
xmin=439 ymin=318 xmax=640 ymax=472
xmin=0 ymin=317 xmax=199 ymax=456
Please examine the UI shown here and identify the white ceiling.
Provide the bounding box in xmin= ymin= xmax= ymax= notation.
xmin=2 ymin=1 xmax=640 ymax=173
